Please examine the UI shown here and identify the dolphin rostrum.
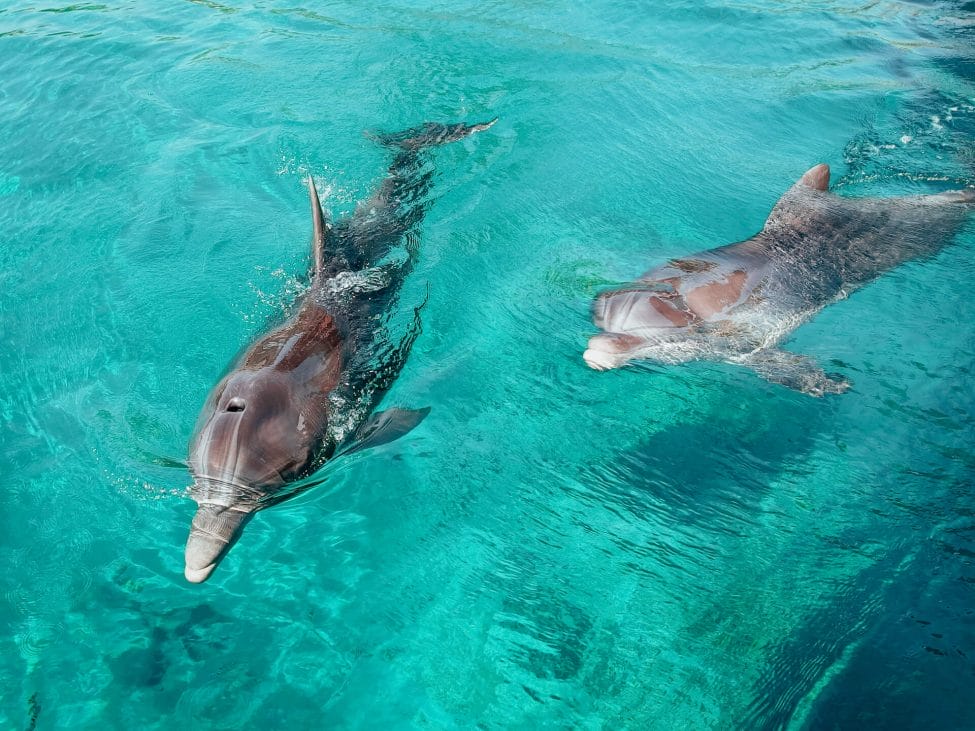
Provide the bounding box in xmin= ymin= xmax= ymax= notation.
xmin=184 ymin=119 xmax=495 ymax=582
xmin=584 ymin=164 xmax=973 ymax=395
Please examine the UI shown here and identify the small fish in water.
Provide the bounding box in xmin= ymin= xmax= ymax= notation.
xmin=584 ymin=163 xmax=974 ymax=395
xmin=183 ymin=119 xmax=496 ymax=582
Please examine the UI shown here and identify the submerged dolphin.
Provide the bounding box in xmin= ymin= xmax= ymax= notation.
xmin=584 ymin=164 xmax=974 ymax=395
xmin=184 ymin=119 xmax=495 ymax=582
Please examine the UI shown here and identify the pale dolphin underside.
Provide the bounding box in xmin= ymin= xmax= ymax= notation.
xmin=584 ymin=164 xmax=974 ymax=395
xmin=183 ymin=119 xmax=495 ymax=583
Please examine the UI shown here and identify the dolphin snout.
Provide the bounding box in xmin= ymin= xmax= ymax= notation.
xmin=583 ymin=346 xmax=617 ymax=371
xmin=184 ymin=504 xmax=252 ymax=583
xmin=583 ymin=333 xmax=643 ymax=370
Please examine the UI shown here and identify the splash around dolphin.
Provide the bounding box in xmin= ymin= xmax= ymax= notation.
xmin=183 ymin=119 xmax=495 ymax=583
xmin=584 ymin=164 xmax=974 ymax=395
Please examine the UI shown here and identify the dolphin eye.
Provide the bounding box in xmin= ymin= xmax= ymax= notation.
xmin=226 ymin=397 xmax=246 ymax=413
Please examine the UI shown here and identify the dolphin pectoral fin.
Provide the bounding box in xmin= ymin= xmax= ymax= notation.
xmin=737 ymin=349 xmax=851 ymax=397
xmin=344 ymin=407 xmax=431 ymax=455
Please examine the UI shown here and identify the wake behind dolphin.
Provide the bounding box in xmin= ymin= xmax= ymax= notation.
xmin=183 ymin=119 xmax=495 ymax=583
xmin=585 ymin=164 xmax=974 ymax=395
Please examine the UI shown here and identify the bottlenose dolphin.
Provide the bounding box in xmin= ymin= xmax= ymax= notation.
xmin=184 ymin=119 xmax=495 ymax=583
xmin=584 ymin=164 xmax=974 ymax=395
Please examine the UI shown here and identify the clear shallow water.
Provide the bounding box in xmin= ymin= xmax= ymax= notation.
xmin=1 ymin=0 xmax=974 ymax=727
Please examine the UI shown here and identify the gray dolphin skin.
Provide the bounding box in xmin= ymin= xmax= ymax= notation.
xmin=584 ymin=164 xmax=974 ymax=395
xmin=184 ymin=119 xmax=495 ymax=583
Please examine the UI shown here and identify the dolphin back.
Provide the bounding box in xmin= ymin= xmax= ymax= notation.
xmin=762 ymin=165 xmax=975 ymax=290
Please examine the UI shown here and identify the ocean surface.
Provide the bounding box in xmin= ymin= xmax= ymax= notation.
xmin=2 ymin=1 xmax=974 ymax=728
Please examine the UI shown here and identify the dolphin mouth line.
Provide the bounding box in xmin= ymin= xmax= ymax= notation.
xmin=192 ymin=475 xmax=265 ymax=509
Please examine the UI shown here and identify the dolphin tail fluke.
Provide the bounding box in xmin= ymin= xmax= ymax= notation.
xmin=184 ymin=504 xmax=253 ymax=583
xmin=944 ymin=188 xmax=975 ymax=204
xmin=366 ymin=118 xmax=497 ymax=152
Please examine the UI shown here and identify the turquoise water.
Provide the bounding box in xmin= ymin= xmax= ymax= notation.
xmin=2 ymin=0 xmax=974 ymax=727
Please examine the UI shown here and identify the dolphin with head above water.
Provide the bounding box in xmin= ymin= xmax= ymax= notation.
xmin=183 ymin=119 xmax=495 ymax=583
xmin=584 ymin=164 xmax=974 ymax=395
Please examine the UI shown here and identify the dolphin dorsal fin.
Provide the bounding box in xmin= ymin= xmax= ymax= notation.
xmin=762 ymin=163 xmax=833 ymax=233
xmin=796 ymin=163 xmax=830 ymax=191
xmin=307 ymin=175 xmax=327 ymax=282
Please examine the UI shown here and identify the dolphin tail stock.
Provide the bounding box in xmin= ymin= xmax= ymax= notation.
xmin=366 ymin=118 xmax=496 ymax=204
xmin=941 ymin=187 xmax=975 ymax=204
xmin=344 ymin=286 xmax=429 ymax=408
xmin=366 ymin=118 xmax=496 ymax=208
xmin=335 ymin=294 xmax=433 ymax=457
xmin=338 ymin=119 xmax=495 ymax=271
xmin=184 ymin=503 xmax=255 ymax=583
